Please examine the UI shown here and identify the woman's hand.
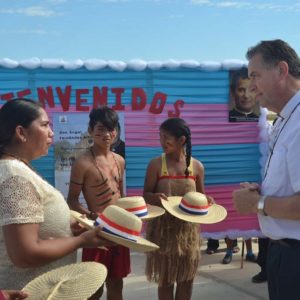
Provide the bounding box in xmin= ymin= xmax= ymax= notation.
xmin=70 ymin=217 xmax=87 ymax=236
xmin=79 ymin=226 xmax=115 ymax=248
xmin=1 ymin=289 xmax=28 ymax=300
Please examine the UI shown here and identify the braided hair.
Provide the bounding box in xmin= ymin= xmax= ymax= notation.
xmin=160 ymin=118 xmax=192 ymax=177
xmin=0 ymin=98 xmax=42 ymax=155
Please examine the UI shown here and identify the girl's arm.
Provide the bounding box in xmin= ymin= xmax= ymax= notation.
xmin=143 ymin=158 xmax=167 ymax=205
xmin=194 ymin=160 xmax=205 ymax=193
xmin=194 ymin=159 xmax=216 ymax=204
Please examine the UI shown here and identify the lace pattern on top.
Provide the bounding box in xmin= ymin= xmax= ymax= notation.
xmin=0 ymin=160 xmax=76 ymax=289
xmin=0 ymin=175 xmax=43 ymax=225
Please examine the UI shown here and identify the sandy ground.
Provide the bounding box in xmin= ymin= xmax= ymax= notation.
xmin=78 ymin=238 xmax=268 ymax=300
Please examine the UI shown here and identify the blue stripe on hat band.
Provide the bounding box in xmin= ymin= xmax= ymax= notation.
xmin=135 ymin=211 xmax=148 ymax=217
xmin=102 ymin=227 xmax=137 ymax=242
xmin=179 ymin=204 xmax=208 ymax=215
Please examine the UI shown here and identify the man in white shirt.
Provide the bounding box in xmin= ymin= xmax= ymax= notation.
xmin=233 ymin=39 xmax=300 ymax=300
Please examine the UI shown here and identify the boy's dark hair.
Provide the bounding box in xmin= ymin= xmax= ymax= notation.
xmin=160 ymin=118 xmax=192 ymax=177
xmin=0 ymin=98 xmax=42 ymax=154
xmin=230 ymin=67 xmax=249 ymax=94
xmin=246 ymin=39 xmax=300 ymax=78
xmin=89 ymin=107 xmax=119 ymax=130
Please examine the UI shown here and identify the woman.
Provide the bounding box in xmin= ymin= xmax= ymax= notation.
xmin=0 ymin=98 xmax=108 ymax=289
xmin=143 ymin=118 xmax=207 ymax=300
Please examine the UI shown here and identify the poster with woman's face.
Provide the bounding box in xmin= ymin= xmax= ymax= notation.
xmin=228 ymin=67 xmax=260 ymax=122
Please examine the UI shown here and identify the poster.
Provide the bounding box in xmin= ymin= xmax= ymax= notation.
xmin=53 ymin=112 xmax=125 ymax=206
xmin=228 ymin=67 xmax=260 ymax=122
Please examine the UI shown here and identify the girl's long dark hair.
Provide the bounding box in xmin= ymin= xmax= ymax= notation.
xmin=160 ymin=117 xmax=192 ymax=177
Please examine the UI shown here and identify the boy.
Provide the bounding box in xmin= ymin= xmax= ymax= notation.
xmin=67 ymin=107 xmax=128 ymax=300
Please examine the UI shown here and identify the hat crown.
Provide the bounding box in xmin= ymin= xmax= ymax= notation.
xmin=101 ymin=205 xmax=142 ymax=232
xmin=183 ymin=192 xmax=208 ymax=206
xmin=116 ymin=196 xmax=146 ymax=209
xmin=115 ymin=196 xmax=148 ymax=218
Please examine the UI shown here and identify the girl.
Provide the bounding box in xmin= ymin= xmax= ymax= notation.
xmin=143 ymin=117 xmax=207 ymax=300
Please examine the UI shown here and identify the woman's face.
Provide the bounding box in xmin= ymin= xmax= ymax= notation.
xmin=24 ymin=108 xmax=54 ymax=159
xmin=159 ymin=129 xmax=182 ymax=154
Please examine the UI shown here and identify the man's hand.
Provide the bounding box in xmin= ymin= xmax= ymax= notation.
xmin=233 ymin=188 xmax=260 ymax=214
xmin=240 ymin=181 xmax=261 ymax=192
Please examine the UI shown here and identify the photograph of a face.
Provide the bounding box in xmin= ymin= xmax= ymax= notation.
xmin=228 ymin=67 xmax=260 ymax=122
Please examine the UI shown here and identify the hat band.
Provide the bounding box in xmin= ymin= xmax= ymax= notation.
xmin=126 ymin=205 xmax=148 ymax=217
xmin=94 ymin=214 xmax=140 ymax=242
xmin=179 ymin=198 xmax=209 ymax=215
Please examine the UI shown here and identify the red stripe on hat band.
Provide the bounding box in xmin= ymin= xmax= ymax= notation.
xmin=181 ymin=198 xmax=209 ymax=209
xmin=126 ymin=205 xmax=147 ymax=212
xmin=100 ymin=214 xmax=140 ymax=236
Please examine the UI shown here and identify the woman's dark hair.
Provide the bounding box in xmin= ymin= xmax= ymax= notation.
xmin=0 ymin=98 xmax=42 ymax=154
xmin=160 ymin=117 xmax=192 ymax=177
xmin=89 ymin=106 xmax=119 ymax=131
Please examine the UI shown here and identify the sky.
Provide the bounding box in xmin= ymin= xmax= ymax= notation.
xmin=1 ymin=0 xmax=300 ymax=62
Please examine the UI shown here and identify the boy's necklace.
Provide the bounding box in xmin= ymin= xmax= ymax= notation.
xmin=89 ymin=147 xmax=121 ymax=184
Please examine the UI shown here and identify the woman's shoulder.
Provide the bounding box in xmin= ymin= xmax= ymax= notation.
xmin=0 ymin=160 xmax=34 ymax=180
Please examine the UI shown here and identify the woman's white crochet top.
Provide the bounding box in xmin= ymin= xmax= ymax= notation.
xmin=0 ymin=159 xmax=76 ymax=289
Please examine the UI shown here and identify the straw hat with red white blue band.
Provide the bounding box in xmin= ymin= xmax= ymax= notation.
xmin=115 ymin=196 xmax=165 ymax=220
xmin=22 ymin=262 xmax=107 ymax=300
xmin=161 ymin=192 xmax=227 ymax=224
xmin=70 ymin=206 xmax=159 ymax=252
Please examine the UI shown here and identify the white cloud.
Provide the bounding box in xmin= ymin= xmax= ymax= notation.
xmin=190 ymin=1 xmax=300 ymax=12
xmin=216 ymin=2 xmax=250 ymax=8
xmin=47 ymin=0 xmax=67 ymax=3
xmin=167 ymin=14 xmax=184 ymax=19
xmin=0 ymin=6 xmax=57 ymax=17
xmin=191 ymin=0 xmax=212 ymax=4
xmin=0 ymin=29 xmax=45 ymax=35
xmin=98 ymin=0 xmax=129 ymax=2
xmin=14 ymin=29 xmax=48 ymax=35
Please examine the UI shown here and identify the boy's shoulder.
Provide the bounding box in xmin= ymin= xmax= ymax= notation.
xmin=71 ymin=150 xmax=93 ymax=169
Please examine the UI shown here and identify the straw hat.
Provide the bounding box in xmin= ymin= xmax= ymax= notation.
xmin=161 ymin=192 xmax=227 ymax=224
xmin=70 ymin=206 xmax=159 ymax=252
xmin=22 ymin=262 xmax=107 ymax=300
xmin=115 ymin=196 xmax=165 ymax=220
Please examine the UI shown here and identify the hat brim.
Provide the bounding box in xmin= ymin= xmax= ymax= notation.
xmin=70 ymin=210 xmax=94 ymax=229
xmin=99 ymin=231 xmax=159 ymax=253
xmin=161 ymin=197 xmax=227 ymax=224
xmin=22 ymin=262 xmax=107 ymax=300
xmin=70 ymin=210 xmax=159 ymax=253
xmin=141 ymin=205 xmax=165 ymax=221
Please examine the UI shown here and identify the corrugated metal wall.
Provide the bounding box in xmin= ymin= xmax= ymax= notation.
xmin=0 ymin=66 xmax=261 ymax=237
